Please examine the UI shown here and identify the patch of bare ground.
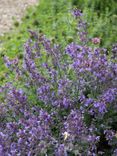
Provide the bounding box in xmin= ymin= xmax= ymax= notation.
xmin=0 ymin=0 xmax=38 ymax=35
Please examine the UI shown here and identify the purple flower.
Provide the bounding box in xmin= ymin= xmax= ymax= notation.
xmin=65 ymin=42 xmax=82 ymax=58
xmin=72 ymin=9 xmax=82 ymax=17
xmin=37 ymin=84 xmax=51 ymax=104
xmin=104 ymin=130 xmax=115 ymax=141
xmin=55 ymin=144 xmax=67 ymax=156
xmin=62 ymin=97 xmax=72 ymax=108
xmin=64 ymin=110 xmax=86 ymax=138
xmin=87 ymin=135 xmax=100 ymax=143
xmin=0 ymin=145 xmax=4 ymax=156
xmin=85 ymin=98 xmax=94 ymax=107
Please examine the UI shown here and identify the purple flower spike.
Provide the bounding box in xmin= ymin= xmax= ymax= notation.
xmin=72 ymin=9 xmax=82 ymax=17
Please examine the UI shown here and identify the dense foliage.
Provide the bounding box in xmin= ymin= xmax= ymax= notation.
xmin=0 ymin=9 xmax=117 ymax=155
xmin=72 ymin=0 xmax=117 ymax=14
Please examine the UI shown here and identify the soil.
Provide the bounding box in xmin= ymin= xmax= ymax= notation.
xmin=0 ymin=0 xmax=38 ymax=35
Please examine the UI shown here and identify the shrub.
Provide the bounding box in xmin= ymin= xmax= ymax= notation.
xmin=0 ymin=9 xmax=117 ymax=155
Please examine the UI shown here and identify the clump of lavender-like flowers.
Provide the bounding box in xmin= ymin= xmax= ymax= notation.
xmin=1 ymin=9 xmax=117 ymax=155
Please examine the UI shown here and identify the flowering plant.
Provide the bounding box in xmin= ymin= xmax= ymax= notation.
xmin=0 ymin=9 xmax=117 ymax=155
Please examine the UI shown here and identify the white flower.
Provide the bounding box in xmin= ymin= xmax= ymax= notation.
xmin=63 ymin=132 xmax=70 ymax=141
